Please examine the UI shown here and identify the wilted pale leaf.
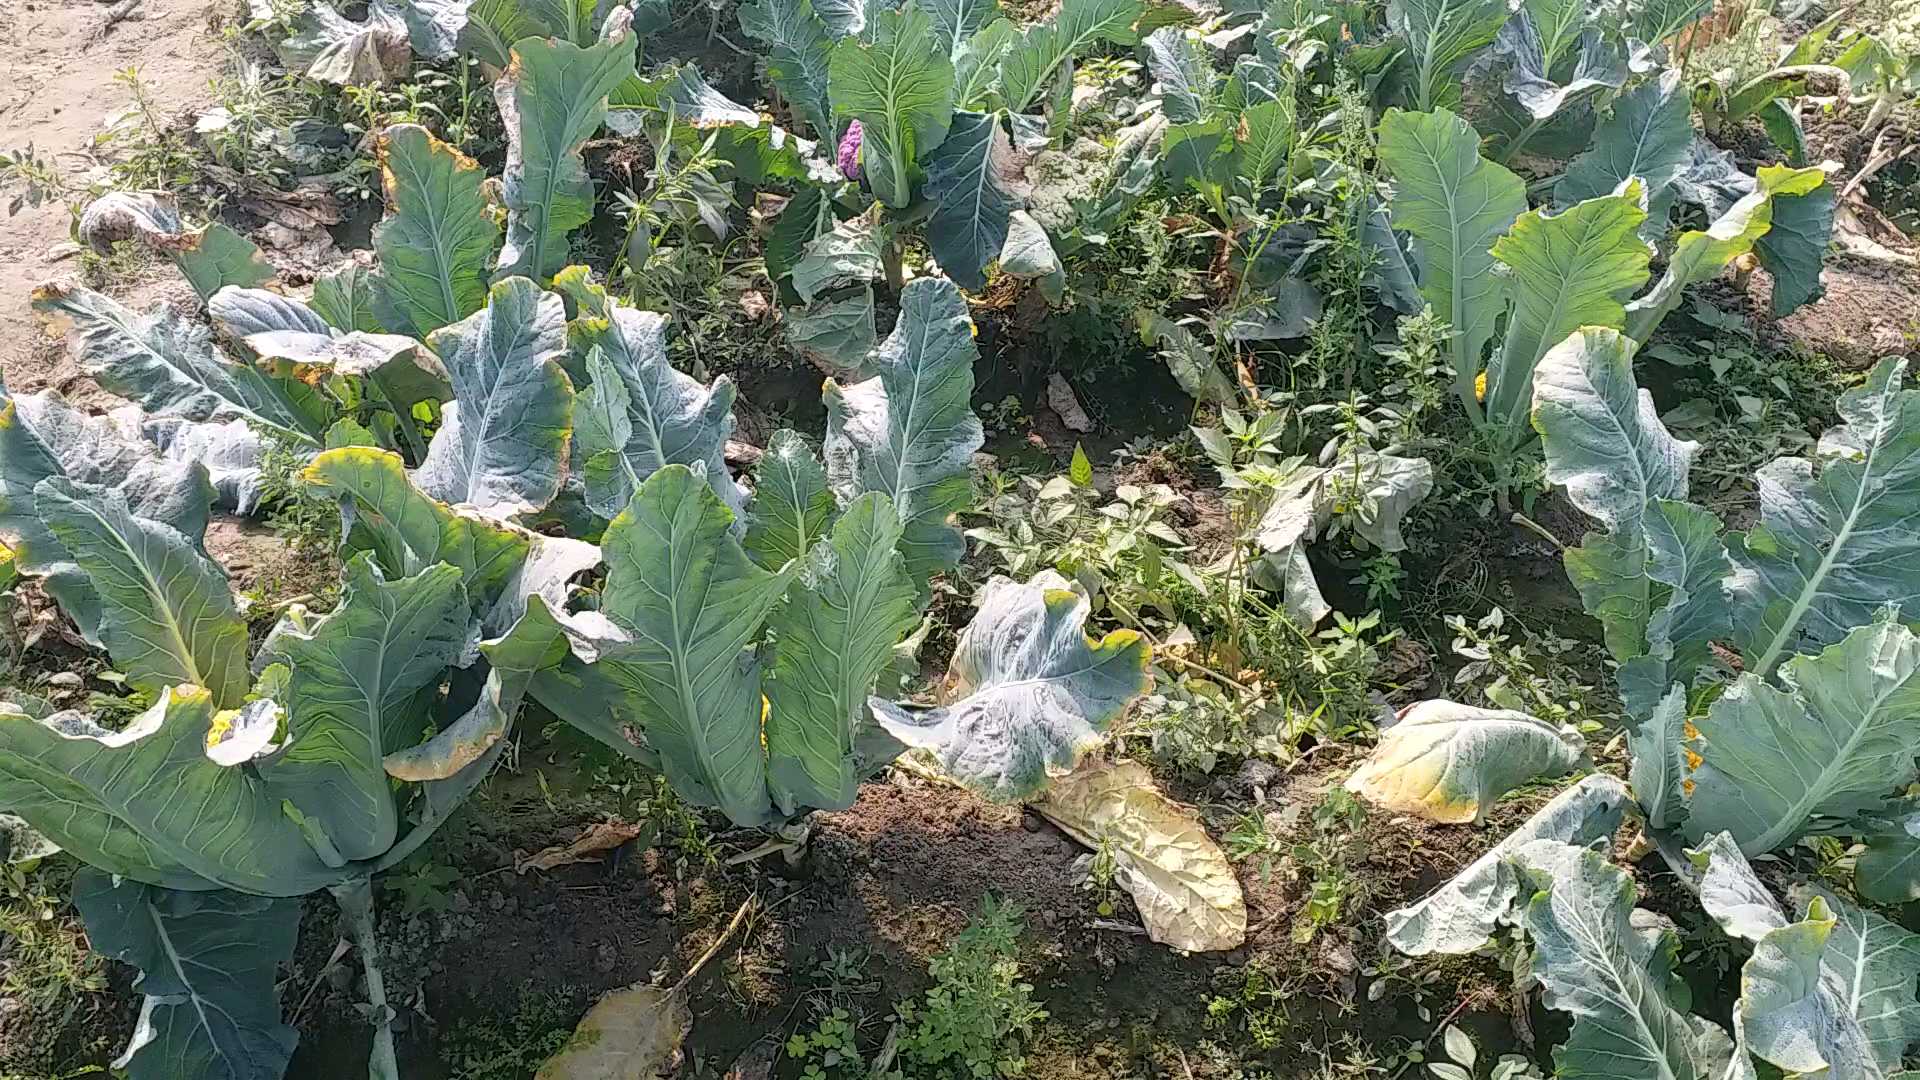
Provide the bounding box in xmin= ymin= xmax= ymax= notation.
xmin=1036 ymin=759 xmax=1245 ymax=951
xmin=869 ymin=573 xmax=1148 ymax=801
xmin=1383 ymin=774 xmax=1628 ymax=955
xmin=1344 ymin=700 xmax=1586 ymax=824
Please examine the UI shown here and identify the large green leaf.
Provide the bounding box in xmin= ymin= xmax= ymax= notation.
xmin=954 ymin=19 xmax=1020 ymax=108
xmin=1534 ymin=327 xmax=1698 ymax=536
xmin=0 ymin=383 xmax=213 ymax=645
xmin=1692 ymin=833 xmax=1897 ymax=1078
xmin=494 ymin=22 xmax=638 ymax=281
xmin=1484 ymin=183 xmax=1650 ymax=431
xmin=1141 ymin=27 xmax=1218 ymax=124
xmin=34 ymin=479 xmax=248 ymax=709
xmin=1753 ymin=163 xmax=1836 ymax=317
xmin=1343 ymin=699 xmax=1585 ymax=824
xmin=766 ymin=492 xmax=918 ymax=813
xmin=739 ymin=0 xmax=838 ymax=139
xmin=1516 ymin=842 xmax=1733 ymax=1080
xmin=371 ymin=123 xmax=498 ymax=338
xmin=1376 ymin=108 xmax=1526 ymax=412
xmin=1727 ymin=356 xmax=1920 ymax=675
xmin=1631 ymin=686 xmax=1689 ymax=830
xmin=32 ymin=284 xmax=328 ymax=445
xmin=1688 ymin=614 xmax=1920 ymax=856
xmin=787 ymin=291 xmax=879 ymax=369
xmin=1555 ymin=71 xmax=1693 ymax=209
xmin=277 ymin=0 xmax=410 ymax=84
xmin=822 ymin=275 xmax=984 ymax=583
xmin=829 ymin=6 xmax=955 ymax=207
xmin=572 ymin=302 xmax=742 ymax=521
xmin=1382 ymin=774 xmax=1628 ymax=955
xmin=550 ymin=466 xmax=795 ymax=825
xmin=312 ymin=263 xmax=383 ymax=334
xmin=302 ymin=447 xmax=530 ymax=614
xmin=1627 ymin=0 xmax=1713 ymax=45
xmin=923 ymin=110 xmax=1026 ymax=292
xmin=924 ymin=0 xmax=1001 ymax=59
xmin=73 ymin=871 xmax=300 ymax=1080
xmin=417 ymin=277 xmax=575 ymax=516
xmin=869 ymin=573 xmax=1148 ymax=800
xmin=1624 ymin=165 xmax=1824 ymax=343
xmin=1387 ymin=0 xmax=1514 ymax=111
xmin=995 ymin=0 xmax=1140 ymax=112
xmin=0 ymin=687 xmax=344 ymax=895
xmin=746 ymin=429 xmax=837 ymax=570
xmin=1791 ymin=881 xmax=1920 ymax=1071
xmin=262 ymin=556 xmax=470 ymax=864
xmin=791 ymin=211 xmax=886 ymax=304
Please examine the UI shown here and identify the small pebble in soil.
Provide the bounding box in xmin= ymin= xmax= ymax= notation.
xmin=45 ymin=672 xmax=82 ymax=688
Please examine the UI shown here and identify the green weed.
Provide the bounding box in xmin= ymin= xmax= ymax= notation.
xmin=441 ymin=983 xmax=583 ymax=1080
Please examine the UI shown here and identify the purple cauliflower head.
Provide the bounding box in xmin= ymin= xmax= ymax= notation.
xmin=837 ymin=120 xmax=864 ymax=182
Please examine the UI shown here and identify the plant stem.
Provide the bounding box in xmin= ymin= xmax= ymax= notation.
xmin=331 ymin=879 xmax=399 ymax=1080
xmin=1498 ymin=117 xmax=1545 ymax=165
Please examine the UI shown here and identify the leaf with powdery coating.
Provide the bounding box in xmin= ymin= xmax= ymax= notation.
xmin=372 ymin=124 xmax=498 ymax=338
xmin=869 ymin=572 xmax=1148 ymax=802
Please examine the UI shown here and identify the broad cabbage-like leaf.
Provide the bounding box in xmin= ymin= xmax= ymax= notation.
xmin=1484 ymin=182 xmax=1649 ymax=431
xmin=0 ymin=383 xmax=214 ymax=644
xmin=1691 ymin=833 xmax=1890 ymax=1078
xmin=1515 ymin=841 xmax=1734 ymax=1079
xmin=787 ymin=291 xmax=879 ymax=370
xmin=494 ymin=19 xmax=638 ymax=281
xmin=76 ymin=192 xmax=273 ymax=300
xmin=371 ymin=124 xmax=498 ymax=338
xmin=205 ymin=288 xmax=431 ymax=407
xmin=1624 ymin=165 xmax=1825 ymax=342
xmin=1035 ymin=759 xmax=1247 ymax=952
xmin=1627 ymin=0 xmax=1713 ymax=45
xmin=73 ymin=871 xmax=301 ymax=1080
xmin=416 ymin=277 xmax=575 ymax=516
xmin=746 ymin=429 xmax=837 ymax=569
xmin=1491 ymin=21 xmax=1627 ymax=125
xmin=791 ymin=211 xmax=885 ymax=305
xmin=1383 ymin=774 xmax=1628 ymax=954
xmin=1534 ymin=329 xmax=1729 ymax=675
xmin=133 ymin=415 xmax=269 ymax=518
xmin=1856 ymin=810 xmax=1920 ymax=904
xmin=1376 ymin=108 xmax=1526 ymax=412
xmin=923 ymin=0 xmax=1002 ymax=59
xmin=261 ymin=556 xmax=470 ymax=864
xmin=32 ymin=284 xmax=329 ymax=445
xmin=1142 ymin=27 xmax=1218 ymax=123
xmin=1753 ymin=163 xmax=1836 ymax=316
xmin=823 ymin=275 xmax=984 ymax=583
xmin=1386 ymin=0 xmax=1514 ymax=111
xmin=1534 ymin=327 xmax=1698 ymax=536
xmin=1555 ymin=70 xmax=1693 ymax=209
xmin=954 ymin=19 xmax=1020 ymax=108
xmin=1631 ymin=686 xmax=1690 ymax=830
xmin=1138 ymin=313 xmax=1236 ymax=406
xmin=829 ymin=6 xmax=955 ymax=207
xmin=1344 ymin=700 xmax=1586 ymax=824
xmin=0 ymin=686 xmax=346 ymax=895
xmin=923 ymin=110 xmax=1029 ymax=292
xmin=766 ymin=492 xmax=919 ymax=813
xmin=868 ymin=572 xmax=1148 ymax=800
xmin=739 ymin=0 xmax=837 ymax=139
xmin=1727 ymin=356 xmax=1920 ymax=675
xmin=570 ymin=302 xmax=743 ymax=520
xmin=34 ymin=479 xmax=249 ymax=709
xmin=1790 ymin=881 xmax=1920 ymax=1071
xmin=538 ymin=466 xmax=795 ymax=826
xmin=1688 ymin=613 xmax=1920 ymax=856
xmin=300 ymin=446 xmax=592 ymax=636
xmin=995 ymin=0 xmax=1140 ymax=112
xmin=313 ymin=263 xmax=382 ymax=335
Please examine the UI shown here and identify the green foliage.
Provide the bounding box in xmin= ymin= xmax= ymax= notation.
xmin=441 ymin=984 xmax=584 ymax=1080
xmin=888 ymin=896 xmax=1046 ymax=1079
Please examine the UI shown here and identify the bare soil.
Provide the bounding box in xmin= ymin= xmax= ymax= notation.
xmin=0 ymin=0 xmax=227 ymax=391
